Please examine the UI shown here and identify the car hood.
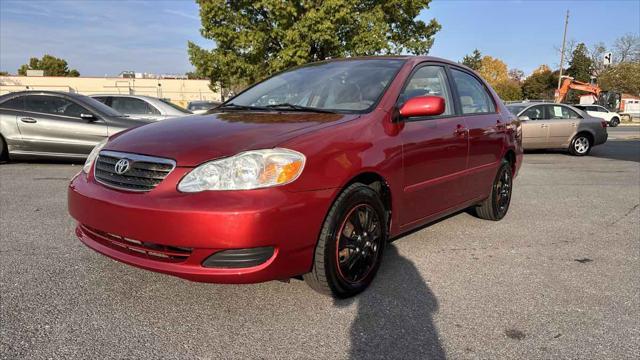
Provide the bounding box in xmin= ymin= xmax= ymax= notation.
xmin=104 ymin=112 xmax=355 ymax=166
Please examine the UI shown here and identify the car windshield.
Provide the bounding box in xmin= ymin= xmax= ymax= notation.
xmin=506 ymin=105 xmax=527 ymax=115
xmin=160 ymin=99 xmax=191 ymax=113
xmin=227 ymin=59 xmax=406 ymax=113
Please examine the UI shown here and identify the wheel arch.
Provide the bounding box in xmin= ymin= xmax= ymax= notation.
xmin=343 ymin=172 xmax=393 ymax=222
xmin=575 ymin=130 xmax=594 ymax=144
xmin=503 ymin=149 xmax=516 ymax=174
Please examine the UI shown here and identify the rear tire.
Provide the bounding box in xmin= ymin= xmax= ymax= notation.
xmin=0 ymin=135 xmax=8 ymax=162
xmin=569 ymin=133 xmax=591 ymax=156
xmin=304 ymin=183 xmax=388 ymax=298
xmin=609 ymin=117 xmax=620 ymax=127
xmin=474 ymin=159 xmax=513 ymax=221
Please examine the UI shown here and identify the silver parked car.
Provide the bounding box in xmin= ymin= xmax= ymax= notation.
xmin=506 ymin=102 xmax=608 ymax=156
xmin=91 ymin=94 xmax=192 ymax=121
xmin=187 ymin=100 xmax=221 ymax=114
xmin=0 ymin=91 xmax=152 ymax=160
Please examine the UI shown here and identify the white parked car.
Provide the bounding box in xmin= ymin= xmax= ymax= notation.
xmin=573 ymin=104 xmax=621 ymax=127
xmin=91 ymin=94 xmax=192 ymax=121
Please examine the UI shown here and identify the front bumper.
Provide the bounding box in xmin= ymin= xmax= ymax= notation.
xmin=68 ymin=169 xmax=336 ymax=283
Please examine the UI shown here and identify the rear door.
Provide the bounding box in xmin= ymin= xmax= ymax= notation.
xmin=19 ymin=95 xmax=108 ymax=156
xmin=399 ymin=64 xmax=468 ymax=226
xmin=545 ymin=104 xmax=580 ymax=147
xmin=449 ymin=68 xmax=503 ymax=200
xmin=520 ymin=105 xmax=549 ymax=148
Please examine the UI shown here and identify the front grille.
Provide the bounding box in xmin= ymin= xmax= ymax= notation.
xmin=81 ymin=224 xmax=192 ymax=263
xmin=94 ymin=150 xmax=175 ymax=192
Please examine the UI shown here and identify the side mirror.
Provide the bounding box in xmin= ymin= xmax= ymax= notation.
xmin=518 ymin=115 xmax=530 ymax=121
xmin=80 ymin=113 xmax=97 ymax=121
xmin=398 ymin=96 xmax=446 ymax=119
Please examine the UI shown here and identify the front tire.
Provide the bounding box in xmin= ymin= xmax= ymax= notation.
xmin=474 ymin=159 xmax=513 ymax=221
xmin=609 ymin=117 xmax=620 ymax=127
xmin=304 ymin=183 xmax=387 ymax=298
xmin=569 ymin=134 xmax=591 ymax=156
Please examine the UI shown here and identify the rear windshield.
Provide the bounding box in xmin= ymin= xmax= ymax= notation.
xmin=160 ymin=99 xmax=191 ymax=113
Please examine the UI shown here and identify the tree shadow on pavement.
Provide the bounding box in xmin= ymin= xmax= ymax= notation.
xmin=336 ymin=244 xmax=445 ymax=360
xmin=589 ymin=140 xmax=640 ymax=163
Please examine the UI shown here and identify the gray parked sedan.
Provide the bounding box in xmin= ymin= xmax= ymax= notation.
xmin=91 ymin=94 xmax=192 ymax=121
xmin=0 ymin=91 xmax=152 ymax=160
xmin=506 ymin=102 xmax=608 ymax=156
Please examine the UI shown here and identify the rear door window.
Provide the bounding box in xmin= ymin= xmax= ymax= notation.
xmin=450 ymin=69 xmax=495 ymax=114
xmin=547 ymin=105 xmax=580 ymax=119
xmin=111 ymin=97 xmax=159 ymax=115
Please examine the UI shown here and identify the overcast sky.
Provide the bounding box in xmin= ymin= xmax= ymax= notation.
xmin=1 ymin=0 xmax=638 ymax=76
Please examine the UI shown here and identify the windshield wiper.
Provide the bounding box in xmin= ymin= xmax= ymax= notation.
xmin=264 ymin=103 xmax=337 ymax=114
xmin=216 ymin=103 xmax=268 ymax=111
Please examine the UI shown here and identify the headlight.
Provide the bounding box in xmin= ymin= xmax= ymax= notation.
xmin=83 ymin=138 xmax=108 ymax=173
xmin=178 ymin=148 xmax=305 ymax=192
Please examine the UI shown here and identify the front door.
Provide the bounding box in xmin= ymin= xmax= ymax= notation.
xmin=520 ymin=105 xmax=549 ymax=148
xmin=399 ymin=65 xmax=468 ymax=226
xmin=19 ymin=95 xmax=107 ymax=156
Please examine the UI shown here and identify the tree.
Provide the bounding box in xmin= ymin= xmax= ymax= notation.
xmin=598 ymin=62 xmax=640 ymax=95
xmin=566 ymin=42 xmax=592 ymax=82
xmin=189 ymin=0 xmax=441 ymax=96
xmin=17 ymin=55 xmax=80 ymax=77
xmin=0 ymin=71 xmax=9 ymax=76
xmin=522 ymin=65 xmax=557 ymax=100
xmin=612 ymin=33 xmax=640 ymax=63
xmin=461 ymin=49 xmax=482 ymax=71
xmin=589 ymin=42 xmax=607 ymax=77
xmin=508 ymin=68 xmax=525 ymax=83
xmin=477 ymin=56 xmax=509 ymax=86
xmin=493 ymin=80 xmax=522 ymax=101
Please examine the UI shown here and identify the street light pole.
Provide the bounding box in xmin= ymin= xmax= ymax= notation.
xmin=557 ymin=10 xmax=570 ymax=89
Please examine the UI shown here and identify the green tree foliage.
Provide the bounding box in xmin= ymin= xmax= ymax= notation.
xmin=598 ymin=62 xmax=640 ymax=95
xmin=0 ymin=71 xmax=9 ymax=76
xmin=461 ymin=49 xmax=482 ymax=71
xmin=189 ymin=0 xmax=441 ymax=96
xmin=522 ymin=65 xmax=558 ymax=100
xmin=493 ymin=80 xmax=522 ymax=101
xmin=566 ymin=43 xmax=592 ymax=82
xmin=18 ymin=55 xmax=80 ymax=77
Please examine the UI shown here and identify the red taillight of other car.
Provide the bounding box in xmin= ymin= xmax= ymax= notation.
xmin=601 ymin=121 xmax=608 ymax=128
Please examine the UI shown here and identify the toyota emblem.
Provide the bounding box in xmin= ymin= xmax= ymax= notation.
xmin=114 ymin=159 xmax=131 ymax=175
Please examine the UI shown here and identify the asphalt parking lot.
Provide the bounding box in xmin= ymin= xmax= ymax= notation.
xmin=1 ymin=135 xmax=639 ymax=359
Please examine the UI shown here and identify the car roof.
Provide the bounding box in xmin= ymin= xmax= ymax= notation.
xmin=317 ymin=55 xmax=474 ymax=72
xmin=0 ymin=90 xmax=88 ymax=100
xmin=90 ymin=94 xmax=161 ymax=100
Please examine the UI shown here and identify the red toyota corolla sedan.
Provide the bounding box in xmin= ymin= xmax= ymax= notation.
xmin=68 ymin=56 xmax=522 ymax=298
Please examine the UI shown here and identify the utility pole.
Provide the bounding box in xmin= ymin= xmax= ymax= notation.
xmin=557 ymin=10 xmax=570 ymax=89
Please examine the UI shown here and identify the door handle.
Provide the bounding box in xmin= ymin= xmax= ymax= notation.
xmin=20 ymin=117 xmax=37 ymax=124
xmin=570 ymin=122 xmax=577 ymax=127
xmin=454 ymin=124 xmax=467 ymax=136
xmin=540 ymin=124 xmax=548 ymax=128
